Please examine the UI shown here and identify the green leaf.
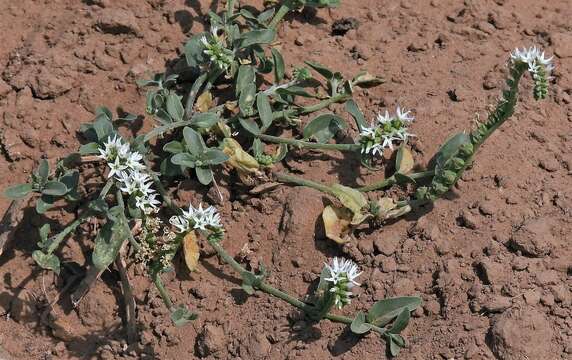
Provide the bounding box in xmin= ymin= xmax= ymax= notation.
xmin=350 ymin=312 xmax=372 ymax=334
xmin=271 ymin=48 xmax=285 ymax=83
xmin=352 ymin=71 xmax=384 ymax=88
xmin=163 ymin=141 xmax=185 ymax=154
xmin=389 ymin=335 xmax=401 ymax=357
xmin=37 ymin=159 xmax=49 ymax=181
xmin=275 ymin=86 xmax=314 ymax=98
xmin=92 ymin=206 xmax=129 ymax=271
xmin=258 ymin=8 xmax=275 ymax=23
xmin=239 ymin=83 xmax=257 ymax=116
xmin=238 ymin=29 xmax=276 ymax=48
xmin=303 ymin=114 xmax=347 ymax=143
xmin=60 ymin=170 xmax=79 ymax=192
xmin=256 ymin=94 xmax=273 ymax=131
xmin=166 ymin=93 xmax=184 ymax=122
xmin=252 ymin=138 xmax=264 ymax=157
xmin=190 ymin=112 xmax=219 ymax=129
xmin=345 ymin=100 xmax=367 ymax=131
xmin=236 ymin=65 xmax=256 ymax=96
xmin=171 ymin=153 xmax=196 ymax=169
xmin=170 ymin=306 xmax=198 ymax=327
xmin=239 ymin=118 xmax=261 ymax=136
xmin=95 ymin=106 xmax=113 ymax=121
xmin=201 ymin=149 xmax=229 ymax=165
xmin=305 ymin=61 xmax=334 ymax=80
xmin=88 ymin=198 xmax=109 ymax=214
xmin=306 ymin=0 xmax=340 ymax=7
xmin=183 ymin=127 xmax=206 ymax=156
xmin=367 ymin=296 xmax=422 ymax=327
xmin=79 ymin=142 xmax=101 ymax=155
xmin=42 ymin=181 xmax=68 ymax=196
xmin=433 ymin=132 xmax=470 ymax=167
xmin=388 ymin=308 xmax=411 ymax=334
xmin=4 ymin=183 xmax=33 ymax=199
xmin=241 ymin=272 xmax=258 ymax=295
xmin=36 ymin=196 xmax=55 ymax=214
xmin=195 ymin=166 xmax=213 ymax=185
xmin=32 ymin=250 xmax=60 ymax=274
xmin=93 ymin=115 xmax=114 ymax=141
xmin=39 ymin=224 xmax=51 ymax=243
xmin=390 ymin=333 xmax=405 ymax=347
xmin=184 ymin=33 xmax=208 ymax=68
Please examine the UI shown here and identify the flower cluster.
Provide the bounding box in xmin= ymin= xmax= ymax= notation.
xmin=359 ymin=106 xmax=415 ymax=156
xmin=169 ymin=202 xmax=223 ymax=233
xmin=324 ymin=257 xmax=362 ymax=309
xmin=201 ymin=26 xmax=234 ymax=70
xmin=510 ymin=46 xmax=554 ymax=100
xmin=98 ymin=135 xmax=160 ymax=214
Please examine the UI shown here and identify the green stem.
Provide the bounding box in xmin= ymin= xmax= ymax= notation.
xmin=206 ymin=235 xmax=355 ymax=324
xmin=259 ymin=134 xmax=361 ymax=151
xmin=226 ymin=0 xmax=236 ymax=18
xmin=273 ymin=172 xmax=337 ymax=195
xmin=144 ymin=120 xmax=194 ymax=143
xmin=151 ymin=271 xmax=173 ymax=310
xmin=271 ymin=93 xmax=350 ymax=121
xmin=269 ymin=0 xmax=296 ymax=29
xmin=115 ymin=189 xmax=143 ymax=253
xmin=358 ymin=170 xmax=435 ymax=192
xmin=46 ymin=179 xmax=114 ymax=254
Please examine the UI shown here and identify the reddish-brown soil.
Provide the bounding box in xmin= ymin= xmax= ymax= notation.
xmin=1 ymin=0 xmax=571 ymax=359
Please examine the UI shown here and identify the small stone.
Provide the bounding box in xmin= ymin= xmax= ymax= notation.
xmin=381 ymin=257 xmax=397 ymax=273
xmin=523 ymin=290 xmax=541 ymax=305
xmin=539 ymin=157 xmax=559 ymax=172
xmin=352 ymin=236 xmax=373 ymax=255
xmin=477 ymin=259 xmax=508 ymax=285
xmin=465 ymin=343 xmax=479 ymax=359
xmin=509 ymin=218 xmax=554 ymax=257
xmin=478 ymin=201 xmax=495 ymax=216
xmin=195 ymin=324 xmax=226 ymax=358
xmin=552 ymin=33 xmax=572 ymax=58
xmin=540 ymin=294 xmax=555 ymax=307
xmin=482 ymin=296 xmax=512 ymax=313
xmin=96 ymin=9 xmax=141 ymax=36
xmin=242 ymin=333 xmax=271 ymax=359
xmin=53 ymin=342 xmax=66 ymax=356
xmin=407 ymin=39 xmax=429 ymax=52
xmin=550 ymin=284 xmax=571 ymax=305
xmin=373 ymin=234 xmax=400 ymax=256
xmin=0 ymin=78 xmax=11 ymax=99
xmin=489 ymin=307 xmax=556 ymax=359
xmin=458 ymin=210 xmax=479 ymax=229
xmin=424 ymin=300 xmax=441 ymax=316
xmin=32 ymin=73 xmax=72 ymax=99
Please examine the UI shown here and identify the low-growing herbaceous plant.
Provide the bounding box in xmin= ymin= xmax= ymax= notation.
xmin=2 ymin=0 xmax=555 ymax=357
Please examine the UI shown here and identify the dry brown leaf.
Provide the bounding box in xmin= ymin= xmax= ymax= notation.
xmin=183 ymin=231 xmax=200 ymax=272
xmin=196 ymin=91 xmax=213 ymax=113
xmin=322 ymin=205 xmax=353 ymax=244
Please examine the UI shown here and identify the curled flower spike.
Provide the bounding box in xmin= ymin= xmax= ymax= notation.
xmin=170 ymin=202 xmax=223 ymax=233
xmin=201 ymin=26 xmax=235 ymax=70
xmin=324 ymin=257 xmax=362 ymax=309
xmin=359 ymin=106 xmax=415 ymax=157
xmin=510 ymin=46 xmax=554 ymax=100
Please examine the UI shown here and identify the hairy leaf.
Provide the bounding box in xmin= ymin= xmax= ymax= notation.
xmin=92 ymin=206 xmax=130 ymax=271
xmin=303 ymin=114 xmax=347 ymax=143
xmin=367 ymin=296 xmax=422 ymax=327
xmin=42 ymin=181 xmax=68 ymax=196
xmin=4 ymin=183 xmax=33 ymax=199
xmin=183 ymin=127 xmax=206 ymax=156
xmin=350 ymin=311 xmax=372 ymax=334
xmin=271 ymin=48 xmax=285 ymax=83
xmin=32 ymin=250 xmax=61 ymax=274
xmin=256 ymin=93 xmax=273 ymax=131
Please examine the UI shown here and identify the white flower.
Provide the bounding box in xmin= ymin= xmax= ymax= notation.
xmin=376 ymin=110 xmax=394 ymax=125
xmin=325 ymin=257 xmax=362 ymax=286
xmin=200 ymin=35 xmax=209 ymax=47
xmin=510 ymin=46 xmax=554 ymax=76
xmin=98 ymin=135 xmax=130 ymax=162
xmin=108 ymin=156 xmax=128 ymax=178
xmin=395 ymin=106 xmax=415 ymax=123
xmin=170 ymin=202 xmax=223 ymax=233
xmin=323 ymin=257 xmax=362 ymax=309
xmin=169 ymin=215 xmax=190 ymax=233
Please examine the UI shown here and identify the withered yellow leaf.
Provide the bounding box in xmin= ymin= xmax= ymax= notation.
xmin=183 ymin=231 xmax=200 ymax=272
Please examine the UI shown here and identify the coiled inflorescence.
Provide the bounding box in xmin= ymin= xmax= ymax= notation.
xmin=323 ymin=257 xmax=362 ymax=309
xmin=201 ymin=26 xmax=235 ymax=71
xmin=510 ymin=46 xmax=554 ymax=100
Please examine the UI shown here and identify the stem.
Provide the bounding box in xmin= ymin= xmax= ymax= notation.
xmin=358 ymin=170 xmax=435 ymax=192
xmin=271 ymin=93 xmax=350 ymax=122
xmin=269 ymin=0 xmax=295 ymax=29
xmin=273 ymin=172 xmax=337 ymax=195
xmin=143 ymin=120 xmax=194 ymax=142
xmin=206 ymin=235 xmax=354 ymax=324
xmin=226 ymin=0 xmax=236 ymax=18
xmin=259 ymin=134 xmax=361 ymax=152
xmin=114 ymin=189 xmax=143 ymax=253
xmin=151 ymin=271 xmax=173 ymax=310
xmin=46 ymin=179 xmax=114 ymax=254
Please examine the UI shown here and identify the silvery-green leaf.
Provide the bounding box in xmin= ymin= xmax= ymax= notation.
xmin=32 ymin=250 xmax=60 ymax=274
xmin=303 ymin=114 xmax=347 ymax=143
xmin=195 ymin=166 xmax=213 ymax=185
xmin=4 ymin=183 xmax=33 ymax=199
xmin=42 ymin=181 xmax=68 ymax=196
xmin=367 ymin=296 xmax=422 ymax=327
xmin=170 ymin=306 xmax=198 ymax=327
xmin=183 ymin=127 xmax=206 ymax=156
xmin=271 ymin=48 xmax=285 ymax=83
xmin=350 ymin=312 xmax=372 ymax=334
